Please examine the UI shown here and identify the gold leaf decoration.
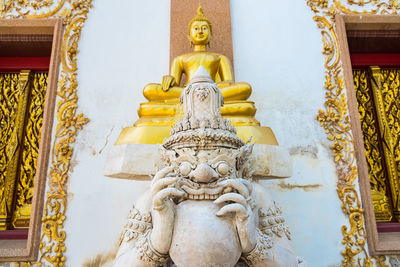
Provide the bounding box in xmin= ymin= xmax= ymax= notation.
xmin=0 ymin=0 xmax=92 ymax=265
xmin=12 ymin=72 xmax=48 ymax=229
xmin=0 ymin=73 xmax=20 ymax=217
xmin=353 ymin=69 xmax=393 ymax=222
xmin=306 ymin=0 xmax=400 ymax=266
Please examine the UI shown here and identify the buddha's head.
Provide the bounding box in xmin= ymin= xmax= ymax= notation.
xmin=188 ymin=5 xmax=212 ymax=46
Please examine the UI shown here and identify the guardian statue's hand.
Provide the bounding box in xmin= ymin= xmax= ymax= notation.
xmin=214 ymin=178 xmax=257 ymax=253
xmin=150 ymin=166 xmax=184 ymax=254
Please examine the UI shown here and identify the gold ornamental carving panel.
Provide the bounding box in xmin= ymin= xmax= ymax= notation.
xmin=370 ymin=67 xmax=400 ymax=222
xmin=353 ymin=68 xmax=394 ymax=222
xmin=0 ymin=71 xmax=49 ymax=230
xmin=14 ymin=72 xmax=49 ymax=229
xmin=353 ymin=67 xmax=400 ymax=223
xmin=0 ymin=71 xmax=34 ymax=230
xmin=0 ymin=73 xmax=22 ymax=229
xmin=380 ymin=69 xmax=400 ymax=219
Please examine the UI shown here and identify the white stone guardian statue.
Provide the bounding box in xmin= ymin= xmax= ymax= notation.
xmin=113 ymin=67 xmax=304 ymax=267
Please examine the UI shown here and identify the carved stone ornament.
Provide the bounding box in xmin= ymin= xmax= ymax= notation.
xmin=113 ymin=67 xmax=305 ymax=267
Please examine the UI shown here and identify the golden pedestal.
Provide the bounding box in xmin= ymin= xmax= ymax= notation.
xmin=115 ymin=101 xmax=278 ymax=146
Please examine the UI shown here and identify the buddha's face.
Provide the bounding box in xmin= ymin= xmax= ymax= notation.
xmin=190 ymin=20 xmax=211 ymax=45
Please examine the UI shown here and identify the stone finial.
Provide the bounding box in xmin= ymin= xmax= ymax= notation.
xmin=181 ymin=65 xmax=223 ymax=122
xmin=163 ymin=67 xmax=244 ymax=150
xmin=187 ymin=65 xmax=214 ymax=84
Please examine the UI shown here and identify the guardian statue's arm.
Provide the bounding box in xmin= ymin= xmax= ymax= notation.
xmin=113 ymin=167 xmax=184 ymax=267
xmin=242 ymin=183 xmax=300 ymax=267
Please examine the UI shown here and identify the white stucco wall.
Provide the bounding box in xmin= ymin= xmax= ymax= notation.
xmin=231 ymin=1 xmax=347 ymax=265
xmin=63 ymin=1 xmax=170 ymax=265
xmin=62 ymin=1 xmax=349 ymax=266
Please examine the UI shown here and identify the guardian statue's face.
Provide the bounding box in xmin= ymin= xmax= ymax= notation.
xmin=160 ymin=145 xmax=252 ymax=201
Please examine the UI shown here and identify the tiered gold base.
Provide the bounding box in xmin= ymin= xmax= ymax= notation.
xmin=115 ymin=101 xmax=279 ymax=146
xmin=116 ymin=124 xmax=278 ymax=145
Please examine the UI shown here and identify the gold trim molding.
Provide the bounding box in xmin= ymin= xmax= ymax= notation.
xmin=306 ymin=0 xmax=399 ymax=266
xmin=1 ymin=0 xmax=92 ymax=265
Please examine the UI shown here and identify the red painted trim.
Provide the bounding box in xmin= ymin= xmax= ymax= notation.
xmin=351 ymin=53 xmax=400 ymax=67
xmin=377 ymin=222 xmax=400 ymax=233
xmin=0 ymin=57 xmax=50 ymax=71
xmin=0 ymin=229 xmax=28 ymax=240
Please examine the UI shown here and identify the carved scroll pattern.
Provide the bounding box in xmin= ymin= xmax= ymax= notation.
xmin=0 ymin=73 xmax=20 ymax=187
xmin=12 ymin=73 xmax=48 ymax=229
xmin=0 ymin=73 xmax=21 ymax=229
xmin=0 ymin=0 xmax=93 ymax=265
xmin=306 ymin=0 xmax=400 ymax=266
xmin=353 ymin=69 xmax=393 ymax=222
xmin=0 ymin=71 xmax=33 ymax=230
xmin=379 ymin=68 xmax=400 ymax=221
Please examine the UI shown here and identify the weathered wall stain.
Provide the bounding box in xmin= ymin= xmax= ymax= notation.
xmin=99 ymin=127 xmax=114 ymax=155
xmin=289 ymin=145 xmax=318 ymax=159
xmin=82 ymin=245 xmax=118 ymax=267
xmin=278 ymin=181 xmax=322 ymax=192
xmin=68 ymin=157 xmax=79 ymax=174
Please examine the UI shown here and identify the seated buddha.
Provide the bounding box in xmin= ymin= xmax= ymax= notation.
xmin=115 ymin=6 xmax=278 ymax=145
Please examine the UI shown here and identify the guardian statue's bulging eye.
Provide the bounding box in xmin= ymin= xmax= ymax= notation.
xmin=179 ymin=162 xmax=192 ymax=176
xmin=216 ymin=162 xmax=229 ymax=175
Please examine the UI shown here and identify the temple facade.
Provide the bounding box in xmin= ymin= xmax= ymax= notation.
xmin=0 ymin=0 xmax=400 ymax=266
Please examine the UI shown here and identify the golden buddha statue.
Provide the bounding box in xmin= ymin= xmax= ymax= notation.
xmin=115 ymin=6 xmax=278 ymax=145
